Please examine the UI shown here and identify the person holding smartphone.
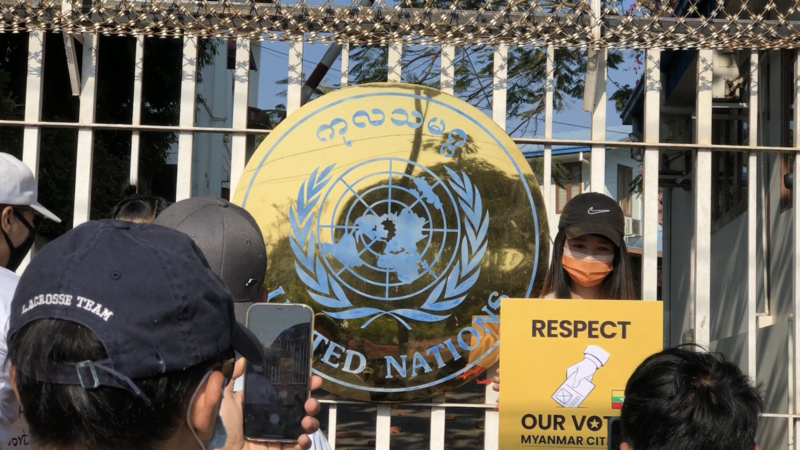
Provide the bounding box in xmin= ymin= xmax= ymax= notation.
xmin=155 ymin=197 xmax=332 ymax=450
xmin=5 ymin=220 xmax=321 ymax=450
xmin=493 ymin=192 xmax=638 ymax=403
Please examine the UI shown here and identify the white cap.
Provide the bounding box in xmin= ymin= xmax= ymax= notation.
xmin=0 ymin=153 xmax=61 ymax=223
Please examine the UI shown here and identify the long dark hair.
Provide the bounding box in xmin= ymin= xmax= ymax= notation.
xmin=109 ymin=186 xmax=168 ymax=223
xmin=539 ymin=229 xmax=636 ymax=300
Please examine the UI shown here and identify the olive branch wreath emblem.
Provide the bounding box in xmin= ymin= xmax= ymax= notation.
xmin=289 ymin=164 xmax=489 ymax=330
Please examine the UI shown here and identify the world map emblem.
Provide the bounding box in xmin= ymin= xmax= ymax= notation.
xmin=289 ymin=159 xmax=488 ymax=329
xmin=234 ymin=83 xmax=549 ymax=402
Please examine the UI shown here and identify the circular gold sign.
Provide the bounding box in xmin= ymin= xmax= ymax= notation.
xmin=233 ymin=83 xmax=549 ymax=402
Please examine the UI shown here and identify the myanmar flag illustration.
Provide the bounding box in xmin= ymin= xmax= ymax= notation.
xmin=612 ymin=390 xmax=625 ymax=409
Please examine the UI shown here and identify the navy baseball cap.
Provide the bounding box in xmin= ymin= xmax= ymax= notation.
xmin=8 ymin=220 xmax=264 ymax=405
xmin=558 ymin=192 xmax=625 ymax=246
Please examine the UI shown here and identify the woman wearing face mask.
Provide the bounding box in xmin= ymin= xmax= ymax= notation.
xmin=540 ymin=192 xmax=635 ymax=300
xmin=492 ymin=192 xmax=636 ymax=405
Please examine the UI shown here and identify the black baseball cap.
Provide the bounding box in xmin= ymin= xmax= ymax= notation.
xmin=557 ymin=192 xmax=625 ymax=246
xmin=8 ymin=220 xmax=265 ymax=405
xmin=153 ymin=197 xmax=267 ymax=325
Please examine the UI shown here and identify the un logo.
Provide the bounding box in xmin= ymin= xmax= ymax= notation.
xmin=289 ymin=159 xmax=489 ymax=329
xmin=234 ymin=83 xmax=549 ymax=402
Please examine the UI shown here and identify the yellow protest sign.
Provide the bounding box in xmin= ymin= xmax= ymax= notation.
xmin=499 ymin=298 xmax=663 ymax=449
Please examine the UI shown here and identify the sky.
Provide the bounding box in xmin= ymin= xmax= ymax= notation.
xmin=253 ymin=42 xmax=641 ymax=139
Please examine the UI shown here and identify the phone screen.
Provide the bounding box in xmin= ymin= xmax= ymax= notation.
xmin=244 ymin=304 xmax=314 ymax=442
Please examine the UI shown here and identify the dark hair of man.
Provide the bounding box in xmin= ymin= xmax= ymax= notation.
xmin=109 ymin=186 xmax=168 ymax=223
xmin=8 ymin=319 xmax=228 ymax=450
xmin=620 ymin=346 xmax=763 ymax=450
xmin=539 ymin=229 xmax=636 ymax=299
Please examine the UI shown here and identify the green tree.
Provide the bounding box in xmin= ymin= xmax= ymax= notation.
xmin=255 ymin=4 xmax=634 ymax=133
xmin=528 ymin=157 xmax=575 ymax=189
xmin=347 ymin=44 xmax=628 ymax=136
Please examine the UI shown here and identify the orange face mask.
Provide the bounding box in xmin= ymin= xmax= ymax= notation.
xmin=561 ymin=247 xmax=614 ymax=287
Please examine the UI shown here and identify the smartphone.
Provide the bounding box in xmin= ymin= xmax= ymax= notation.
xmin=244 ymin=303 xmax=314 ymax=443
xmin=608 ymin=416 xmax=622 ymax=450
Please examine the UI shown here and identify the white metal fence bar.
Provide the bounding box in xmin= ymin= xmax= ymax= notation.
xmin=440 ymin=45 xmax=454 ymax=94
xmin=429 ymin=43 xmax=455 ymax=450
xmin=129 ymin=36 xmax=144 ymax=187
xmin=288 ymin=40 xmax=303 ymax=115
xmin=588 ymin=58 xmax=606 ymax=193
xmin=492 ymin=46 xmax=507 ymax=128
xmin=693 ymin=49 xmax=713 ymax=349
xmin=20 ymin=30 xmax=45 ymax=270
xmin=176 ymin=36 xmax=197 ymax=201
xmin=642 ymin=49 xmax=660 ymax=301
xmin=429 ymin=394 xmax=446 ymax=450
xmin=484 ymin=43 xmax=506 ymax=450
xmin=793 ymin=49 xmax=800 ymax=448
xmin=588 ymin=0 xmax=606 ymax=193
xmin=543 ymin=45 xmax=553 ymax=244
xmin=58 ymin=0 xmax=76 ymax=94
xmin=73 ymin=33 xmax=98 ymax=226
xmin=0 ymin=120 xmax=270 ymax=134
xmin=341 ymin=44 xmax=349 ymax=87
xmin=23 ymin=31 xmax=44 ymax=179
xmin=318 ymin=399 xmax=495 ymax=408
xmin=376 ymin=404 xmax=391 ymax=449
xmin=8 ymin=116 xmax=800 ymax=153
xmin=388 ymin=43 xmax=402 ymax=82
xmin=496 ymin=138 xmax=800 ymax=152
xmin=746 ymin=49 xmax=759 ymax=378
xmin=230 ymin=38 xmax=250 ymax=195
xmin=327 ymin=402 xmax=337 ymax=448
xmin=62 ymin=34 xmax=80 ymax=96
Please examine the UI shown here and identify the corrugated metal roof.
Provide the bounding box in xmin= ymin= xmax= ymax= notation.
xmin=521 ymin=125 xmax=632 ymax=158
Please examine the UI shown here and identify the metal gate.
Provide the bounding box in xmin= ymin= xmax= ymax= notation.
xmin=3 ymin=0 xmax=800 ymax=447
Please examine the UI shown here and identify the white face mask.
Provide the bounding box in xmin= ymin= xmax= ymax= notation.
xmin=186 ymin=371 xmax=228 ymax=450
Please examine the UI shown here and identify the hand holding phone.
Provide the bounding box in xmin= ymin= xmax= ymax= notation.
xmin=218 ymin=358 xmax=323 ymax=450
xmin=243 ymin=304 xmax=315 ymax=443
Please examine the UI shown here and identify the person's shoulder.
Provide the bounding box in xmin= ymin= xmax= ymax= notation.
xmin=0 ymin=267 xmax=18 ymax=292
xmin=0 ymin=267 xmax=19 ymax=317
xmin=543 ymin=292 xmax=556 ymax=299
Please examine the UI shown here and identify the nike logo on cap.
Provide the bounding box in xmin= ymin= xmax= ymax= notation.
xmin=588 ymin=207 xmax=610 ymax=214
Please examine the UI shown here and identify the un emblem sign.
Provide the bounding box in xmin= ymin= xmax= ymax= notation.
xmin=234 ymin=83 xmax=549 ymax=402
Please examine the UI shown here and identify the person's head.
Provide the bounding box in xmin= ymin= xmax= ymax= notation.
xmin=540 ymin=192 xmax=635 ymax=299
xmin=154 ymin=197 xmax=267 ymax=324
xmin=620 ymin=346 xmax=763 ymax=450
xmin=0 ymin=153 xmax=61 ymax=271
xmin=7 ymin=220 xmax=265 ymax=450
xmin=109 ymin=186 xmax=168 ymax=224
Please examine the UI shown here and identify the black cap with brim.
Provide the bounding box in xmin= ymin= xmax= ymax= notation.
xmin=234 ymin=301 xmax=254 ymax=328
xmin=154 ymin=197 xmax=267 ymax=327
xmin=232 ymin=321 xmax=264 ymax=366
xmin=558 ymin=192 xmax=626 ymax=247
xmin=565 ymin=222 xmax=622 ymax=247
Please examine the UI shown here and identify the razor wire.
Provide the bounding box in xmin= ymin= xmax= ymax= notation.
xmin=0 ymin=0 xmax=799 ymax=49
